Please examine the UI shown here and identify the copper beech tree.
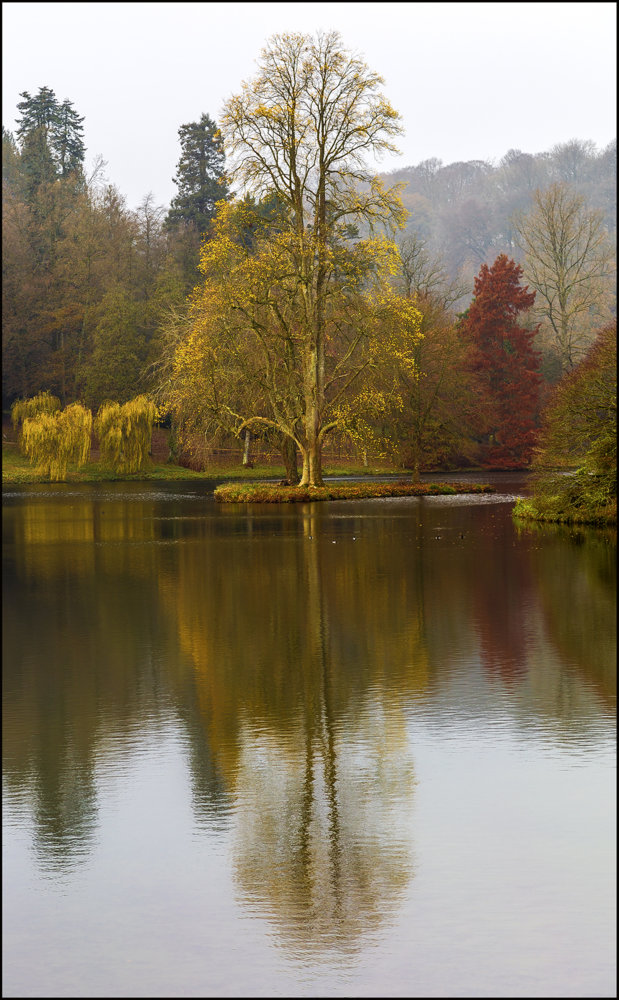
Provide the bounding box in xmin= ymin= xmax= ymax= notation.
xmin=459 ymin=255 xmax=542 ymax=468
xmin=167 ymin=31 xmax=419 ymax=486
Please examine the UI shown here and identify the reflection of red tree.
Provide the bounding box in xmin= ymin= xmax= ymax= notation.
xmin=472 ymin=543 xmax=533 ymax=686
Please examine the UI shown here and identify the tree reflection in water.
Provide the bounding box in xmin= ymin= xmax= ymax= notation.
xmin=3 ymin=487 xmax=614 ymax=931
xmin=158 ymin=505 xmax=418 ymax=953
xmin=229 ymin=511 xmax=416 ymax=953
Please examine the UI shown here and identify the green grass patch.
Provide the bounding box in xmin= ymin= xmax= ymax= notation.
xmin=2 ymin=442 xmax=403 ymax=486
xmin=1 ymin=443 xmax=285 ymax=485
xmin=214 ymin=481 xmax=495 ymax=503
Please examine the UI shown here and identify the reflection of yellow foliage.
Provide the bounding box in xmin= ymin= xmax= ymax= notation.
xmin=233 ymin=702 xmax=416 ymax=953
xmin=21 ymin=503 xmax=94 ymax=545
xmin=157 ymin=556 xmax=243 ymax=788
xmin=12 ymin=501 xmax=158 ymax=582
xmin=155 ymin=518 xmax=431 ymax=861
xmin=19 ymin=501 xmax=156 ymax=546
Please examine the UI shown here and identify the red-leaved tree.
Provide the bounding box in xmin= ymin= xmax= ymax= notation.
xmin=460 ymin=254 xmax=542 ymax=468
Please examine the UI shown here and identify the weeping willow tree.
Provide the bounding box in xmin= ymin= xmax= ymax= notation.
xmin=94 ymin=396 xmax=157 ymax=474
xmin=11 ymin=391 xmax=61 ymax=434
xmin=21 ymin=403 xmax=92 ymax=481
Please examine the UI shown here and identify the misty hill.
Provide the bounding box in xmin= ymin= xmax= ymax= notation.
xmin=378 ymin=138 xmax=616 ymax=295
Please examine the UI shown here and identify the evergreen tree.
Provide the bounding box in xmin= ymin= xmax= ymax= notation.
xmin=166 ymin=113 xmax=229 ymax=237
xmin=18 ymin=122 xmax=58 ymax=199
xmin=53 ymin=99 xmax=86 ymax=177
xmin=82 ymin=287 xmax=147 ymax=410
xmin=16 ymin=86 xmax=59 ymax=137
xmin=15 ymin=87 xmax=85 ymax=189
xmin=459 ymin=254 xmax=542 ymax=468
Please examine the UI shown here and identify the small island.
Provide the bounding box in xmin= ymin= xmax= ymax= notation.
xmin=214 ymin=481 xmax=495 ymax=503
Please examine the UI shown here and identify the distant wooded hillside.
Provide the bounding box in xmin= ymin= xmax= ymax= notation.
xmin=379 ymin=139 xmax=616 ymax=300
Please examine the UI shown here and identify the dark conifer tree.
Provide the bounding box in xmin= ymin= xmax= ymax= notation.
xmin=459 ymin=254 xmax=542 ymax=467
xmin=16 ymin=86 xmax=59 ymax=136
xmin=15 ymin=87 xmax=85 ymax=190
xmin=166 ymin=113 xmax=229 ymax=237
xmin=53 ymin=99 xmax=86 ymax=177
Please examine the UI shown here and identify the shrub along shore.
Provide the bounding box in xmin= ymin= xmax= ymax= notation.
xmin=513 ymin=492 xmax=617 ymax=526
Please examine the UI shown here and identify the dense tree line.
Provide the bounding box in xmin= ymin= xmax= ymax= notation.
xmin=2 ymin=90 xmax=224 ymax=412
xmin=3 ymin=64 xmax=616 ymax=483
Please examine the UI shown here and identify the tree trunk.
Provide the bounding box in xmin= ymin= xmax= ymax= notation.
xmin=411 ymin=446 xmax=421 ymax=483
xmin=308 ymin=444 xmax=322 ymax=487
xmin=301 ymin=366 xmax=324 ymax=487
xmin=242 ymin=428 xmax=252 ymax=467
xmin=300 ymin=449 xmax=309 ymax=486
xmin=281 ymin=434 xmax=299 ymax=484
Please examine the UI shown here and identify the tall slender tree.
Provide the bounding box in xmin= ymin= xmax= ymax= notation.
xmin=15 ymin=87 xmax=85 ymax=188
xmin=53 ymin=99 xmax=86 ymax=177
xmin=459 ymin=254 xmax=542 ymax=468
xmin=212 ymin=30 xmax=406 ymax=486
xmin=166 ymin=113 xmax=229 ymax=237
xmin=15 ymin=86 xmax=59 ymax=136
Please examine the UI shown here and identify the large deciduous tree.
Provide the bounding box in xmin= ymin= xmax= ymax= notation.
xmin=171 ymin=31 xmax=407 ymax=486
xmin=166 ymin=200 xmax=420 ymax=480
xmin=513 ymin=182 xmax=615 ymax=372
xmin=19 ymin=400 xmax=92 ymax=482
xmin=459 ymin=254 xmax=542 ymax=468
xmin=95 ymin=396 xmax=157 ymax=474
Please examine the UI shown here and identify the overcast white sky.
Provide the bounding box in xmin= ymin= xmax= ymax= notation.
xmin=3 ymin=1 xmax=617 ymax=210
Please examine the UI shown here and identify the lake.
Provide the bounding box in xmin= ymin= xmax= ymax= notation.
xmin=2 ymin=474 xmax=616 ymax=998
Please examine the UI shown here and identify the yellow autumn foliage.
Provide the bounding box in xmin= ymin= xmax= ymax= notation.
xmin=164 ymin=32 xmax=418 ymax=485
xmin=11 ymin=391 xmax=61 ymax=431
xmin=21 ymin=402 xmax=92 ymax=481
xmin=94 ymin=396 xmax=157 ymax=474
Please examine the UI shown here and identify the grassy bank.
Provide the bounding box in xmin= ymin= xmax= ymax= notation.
xmin=512 ymin=468 xmax=616 ymax=527
xmin=1 ymin=442 xmax=396 ymax=486
xmin=214 ymin=481 xmax=495 ymax=503
xmin=513 ymin=495 xmax=617 ymax=527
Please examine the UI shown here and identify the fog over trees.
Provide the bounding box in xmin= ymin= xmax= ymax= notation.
xmin=380 ymin=138 xmax=616 ymax=301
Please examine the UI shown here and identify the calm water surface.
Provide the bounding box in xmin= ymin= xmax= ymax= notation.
xmin=2 ymin=474 xmax=616 ymax=998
